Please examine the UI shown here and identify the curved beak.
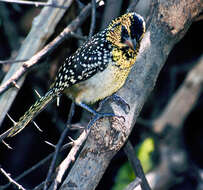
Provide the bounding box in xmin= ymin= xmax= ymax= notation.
xmin=124 ymin=38 xmax=137 ymax=50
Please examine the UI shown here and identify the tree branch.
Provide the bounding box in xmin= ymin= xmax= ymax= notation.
xmin=0 ymin=0 xmax=74 ymax=126
xmin=153 ymin=55 xmax=203 ymax=133
xmin=0 ymin=0 xmax=103 ymax=127
xmin=0 ymin=167 xmax=26 ymax=190
xmin=124 ymin=141 xmax=151 ymax=190
xmin=0 ymin=0 xmax=72 ymax=9
xmin=58 ymin=1 xmax=202 ymax=189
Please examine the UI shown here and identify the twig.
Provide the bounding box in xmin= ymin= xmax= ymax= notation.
xmin=124 ymin=141 xmax=151 ymax=190
xmin=100 ymin=0 xmax=122 ymax=29
xmin=124 ymin=177 xmax=142 ymax=190
xmin=0 ymin=167 xmax=26 ymax=190
xmin=43 ymin=102 xmax=75 ymax=190
xmin=0 ymin=128 xmax=12 ymax=142
xmin=0 ymin=0 xmax=103 ymax=141
xmin=89 ymin=0 xmax=96 ymax=38
xmin=44 ymin=140 xmax=57 ymax=148
xmin=0 ymin=0 xmax=72 ymax=9
xmin=34 ymin=181 xmax=46 ymax=190
xmin=0 ymin=0 xmax=103 ymax=95
xmin=0 ymin=0 xmax=74 ymax=127
xmin=0 ymin=59 xmax=28 ymax=64
xmin=56 ymin=0 xmax=203 ymax=189
xmin=75 ymin=0 xmax=85 ymax=9
xmin=50 ymin=123 xmax=92 ymax=189
xmin=1 ymin=140 xmax=12 ymax=149
xmin=32 ymin=121 xmax=43 ymax=132
xmin=70 ymin=31 xmax=87 ymax=41
xmin=0 ymin=142 xmax=72 ymax=190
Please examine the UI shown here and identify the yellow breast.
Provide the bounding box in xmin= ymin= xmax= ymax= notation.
xmin=65 ymin=62 xmax=131 ymax=104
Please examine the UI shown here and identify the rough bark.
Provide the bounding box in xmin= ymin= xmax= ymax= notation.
xmin=59 ymin=0 xmax=202 ymax=189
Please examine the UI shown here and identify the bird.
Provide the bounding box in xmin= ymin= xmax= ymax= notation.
xmin=8 ymin=12 xmax=145 ymax=137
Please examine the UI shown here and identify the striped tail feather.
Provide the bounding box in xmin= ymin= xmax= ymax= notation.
xmin=8 ymin=89 xmax=56 ymax=137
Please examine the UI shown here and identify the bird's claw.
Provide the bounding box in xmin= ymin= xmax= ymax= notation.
xmin=98 ymin=94 xmax=130 ymax=113
xmin=87 ymin=112 xmax=125 ymax=129
xmin=111 ymin=94 xmax=130 ymax=113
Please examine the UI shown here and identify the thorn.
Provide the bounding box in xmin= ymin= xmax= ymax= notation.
xmin=70 ymin=124 xmax=85 ymax=130
xmin=68 ymin=136 xmax=76 ymax=144
xmin=32 ymin=121 xmax=43 ymax=132
xmin=2 ymin=140 xmax=12 ymax=149
xmin=6 ymin=114 xmax=17 ymax=125
xmin=57 ymin=96 xmax=60 ymax=107
xmin=99 ymin=0 xmax=105 ymax=6
xmin=70 ymin=31 xmax=87 ymax=41
xmin=12 ymin=81 xmax=20 ymax=89
xmin=34 ymin=89 xmax=41 ymax=98
xmin=62 ymin=142 xmax=73 ymax=149
xmin=44 ymin=141 xmax=56 ymax=148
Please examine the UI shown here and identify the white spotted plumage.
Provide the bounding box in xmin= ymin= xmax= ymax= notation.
xmin=8 ymin=12 xmax=145 ymax=137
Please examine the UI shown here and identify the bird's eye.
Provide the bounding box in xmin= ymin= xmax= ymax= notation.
xmin=121 ymin=26 xmax=129 ymax=44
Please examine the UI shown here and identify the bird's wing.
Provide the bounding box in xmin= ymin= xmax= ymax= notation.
xmin=53 ymin=32 xmax=112 ymax=92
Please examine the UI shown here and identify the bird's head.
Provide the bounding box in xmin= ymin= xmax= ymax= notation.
xmin=106 ymin=12 xmax=145 ymax=52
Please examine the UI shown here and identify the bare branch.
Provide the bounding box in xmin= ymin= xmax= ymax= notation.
xmin=0 ymin=59 xmax=28 ymax=64
xmin=124 ymin=177 xmax=142 ymax=190
xmin=59 ymin=1 xmax=202 ymax=189
xmin=141 ymin=55 xmax=203 ymax=190
xmin=43 ymin=102 xmax=75 ymax=190
xmin=0 ymin=0 xmax=74 ymax=126
xmin=153 ymin=55 xmax=203 ymax=133
xmin=70 ymin=32 xmax=87 ymax=41
xmin=0 ymin=0 xmax=103 ymax=96
xmin=0 ymin=0 xmax=72 ymax=9
xmin=100 ymin=0 xmax=122 ymax=29
xmin=124 ymin=141 xmax=151 ymax=190
xmin=0 ymin=167 xmax=26 ymax=190
xmin=88 ymin=0 xmax=96 ymax=38
xmin=49 ymin=125 xmax=91 ymax=189
xmin=0 ymin=143 xmax=72 ymax=190
xmin=0 ymin=0 xmax=104 ymax=129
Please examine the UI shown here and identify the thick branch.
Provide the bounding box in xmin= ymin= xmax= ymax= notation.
xmin=0 ymin=0 xmax=71 ymax=9
xmin=59 ymin=0 xmax=202 ymax=189
xmin=153 ymin=55 xmax=203 ymax=133
xmin=0 ymin=0 xmax=103 ymax=126
xmin=0 ymin=0 xmax=74 ymax=126
xmin=141 ymin=55 xmax=203 ymax=190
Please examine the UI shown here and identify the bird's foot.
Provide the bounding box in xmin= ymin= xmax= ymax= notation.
xmin=98 ymin=94 xmax=130 ymax=113
xmin=78 ymin=102 xmax=125 ymax=129
xmin=87 ymin=112 xmax=124 ymax=129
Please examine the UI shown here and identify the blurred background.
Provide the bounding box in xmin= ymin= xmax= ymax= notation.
xmin=0 ymin=0 xmax=202 ymax=189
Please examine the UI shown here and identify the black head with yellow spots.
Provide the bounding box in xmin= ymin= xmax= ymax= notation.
xmin=106 ymin=12 xmax=145 ymax=52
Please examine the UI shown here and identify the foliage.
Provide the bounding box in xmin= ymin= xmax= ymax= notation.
xmin=112 ymin=138 xmax=155 ymax=190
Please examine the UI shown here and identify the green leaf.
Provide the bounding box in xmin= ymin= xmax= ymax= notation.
xmin=137 ymin=137 xmax=154 ymax=173
xmin=112 ymin=137 xmax=154 ymax=190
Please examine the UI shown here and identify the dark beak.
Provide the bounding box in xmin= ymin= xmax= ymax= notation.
xmin=124 ymin=38 xmax=137 ymax=50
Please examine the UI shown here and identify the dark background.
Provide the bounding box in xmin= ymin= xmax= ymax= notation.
xmin=0 ymin=1 xmax=202 ymax=189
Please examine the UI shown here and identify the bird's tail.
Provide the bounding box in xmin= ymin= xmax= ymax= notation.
xmin=8 ymin=89 xmax=56 ymax=137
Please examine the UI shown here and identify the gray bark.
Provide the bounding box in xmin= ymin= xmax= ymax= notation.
xmin=59 ymin=0 xmax=203 ymax=189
